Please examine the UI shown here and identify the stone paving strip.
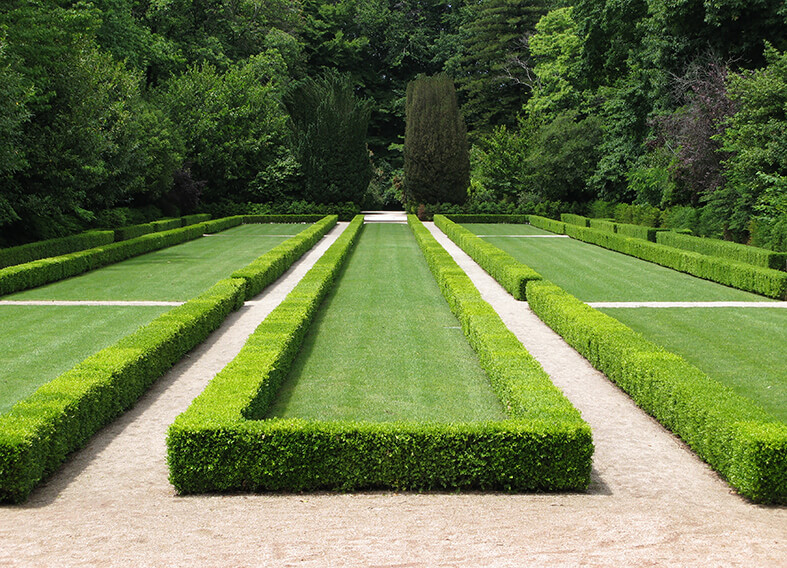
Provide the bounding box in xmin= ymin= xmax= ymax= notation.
xmin=0 ymin=216 xmax=783 ymax=567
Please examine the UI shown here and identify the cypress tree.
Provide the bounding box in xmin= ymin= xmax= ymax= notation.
xmin=404 ymin=74 xmax=470 ymax=205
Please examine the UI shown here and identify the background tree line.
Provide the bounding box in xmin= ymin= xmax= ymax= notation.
xmin=0 ymin=0 xmax=785 ymax=251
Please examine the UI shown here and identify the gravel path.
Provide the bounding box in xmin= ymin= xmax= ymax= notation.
xmin=0 ymin=216 xmax=784 ymax=567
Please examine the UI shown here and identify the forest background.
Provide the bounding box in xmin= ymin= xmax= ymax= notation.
xmin=0 ymin=0 xmax=785 ymax=250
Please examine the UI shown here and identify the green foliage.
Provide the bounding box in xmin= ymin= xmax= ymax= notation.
xmin=528 ymin=215 xmax=566 ymax=234
xmin=231 ymin=215 xmax=337 ymax=298
xmin=434 ymin=215 xmax=542 ymax=300
xmin=155 ymin=51 xmax=291 ymax=203
xmin=472 ymin=125 xmax=529 ymax=204
xmin=285 ymin=70 xmax=373 ymax=204
xmin=0 ymin=277 xmax=247 ymax=503
xmin=716 ymin=45 xmax=787 ymax=237
xmin=657 ymin=231 xmax=787 ymax=271
xmin=527 ymin=280 xmax=787 ymax=503
xmin=560 ymin=214 xmax=590 ymax=227
xmin=404 ymin=74 xmax=470 ymax=205
xmin=0 ymin=40 xmax=31 ymax=186
xmin=0 ymin=231 xmax=115 ymax=270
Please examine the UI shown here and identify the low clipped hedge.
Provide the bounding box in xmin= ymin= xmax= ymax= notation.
xmin=0 ymin=224 xmax=207 ymax=296
xmin=443 ymin=214 xmax=529 ymax=224
xmin=527 ymin=280 xmax=787 ymax=504
xmin=231 ymin=215 xmax=337 ymax=299
xmin=528 ymin=215 xmax=566 ymax=235
xmin=0 ymin=278 xmax=247 ymax=503
xmin=443 ymin=222 xmax=786 ymax=503
xmin=0 ymin=231 xmax=116 ymax=270
xmin=657 ymin=231 xmax=787 ymax=271
xmin=167 ymin=215 xmax=592 ymax=494
xmin=615 ymin=222 xmax=667 ymax=241
xmin=181 ymin=213 xmax=212 ymax=227
xmin=115 ymin=218 xmax=180 ymax=241
xmin=434 ymin=215 xmax=541 ymax=300
xmin=588 ymin=218 xmax=617 ymax=233
xmin=243 ymin=214 xmax=328 ymax=224
xmin=560 ymin=213 xmax=590 ymax=227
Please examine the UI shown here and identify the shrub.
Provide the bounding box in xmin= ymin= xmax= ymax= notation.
xmin=560 ymin=214 xmax=590 ymax=227
xmin=588 ymin=219 xmax=617 ymax=233
xmin=528 ymin=215 xmax=566 ymax=234
xmin=0 ymin=231 xmax=114 ymax=269
xmin=181 ymin=214 xmax=211 ymax=227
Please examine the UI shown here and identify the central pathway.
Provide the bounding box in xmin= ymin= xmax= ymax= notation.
xmin=0 ymin=219 xmax=784 ymax=567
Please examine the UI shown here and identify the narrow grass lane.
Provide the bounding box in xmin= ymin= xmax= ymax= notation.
xmin=268 ymin=223 xmax=507 ymax=423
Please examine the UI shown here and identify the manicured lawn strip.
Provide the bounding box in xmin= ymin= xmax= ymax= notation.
xmin=6 ymin=224 xmax=308 ymax=302
xmin=437 ymin=224 xmax=786 ymax=503
xmin=168 ymin=215 xmax=592 ymax=493
xmin=461 ymin=222 xmax=767 ymax=303
xmin=529 ymin=215 xmax=787 ymax=299
xmin=0 ymin=217 xmax=337 ymax=503
xmin=0 ymin=305 xmax=170 ymax=414
xmin=268 ymin=223 xmax=506 ymax=423
xmin=435 ymin=215 xmax=542 ymax=300
xmin=599 ymin=308 xmax=787 ymax=422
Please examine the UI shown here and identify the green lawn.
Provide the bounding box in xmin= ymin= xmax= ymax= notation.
xmin=601 ymin=307 xmax=787 ymax=422
xmin=5 ymin=224 xmax=307 ymax=302
xmin=267 ymin=223 xmax=507 ymax=423
xmin=0 ymin=305 xmax=169 ymax=413
xmin=464 ymin=223 xmax=771 ymax=302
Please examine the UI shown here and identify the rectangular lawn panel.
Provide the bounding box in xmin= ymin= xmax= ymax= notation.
xmin=4 ymin=224 xmax=307 ymax=302
xmin=267 ymin=223 xmax=507 ymax=423
xmin=600 ymin=307 xmax=787 ymax=422
xmin=0 ymin=305 xmax=169 ymax=414
xmin=463 ymin=223 xmax=771 ymax=303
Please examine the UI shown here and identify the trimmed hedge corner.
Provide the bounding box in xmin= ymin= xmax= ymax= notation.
xmin=528 ymin=215 xmax=566 ymax=235
xmin=560 ymin=213 xmax=590 ymax=227
xmin=0 ymin=278 xmax=247 ymax=503
xmin=167 ymin=215 xmax=593 ymax=494
xmin=526 ymin=280 xmax=787 ymax=504
xmin=434 ymin=215 xmax=542 ymax=300
xmin=231 ymin=215 xmax=337 ymax=299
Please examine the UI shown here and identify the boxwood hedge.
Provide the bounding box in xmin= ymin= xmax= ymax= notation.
xmin=528 ymin=215 xmax=566 ymax=235
xmin=441 ymin=220 xmax=786 ymax=503
xmin=560 ymin=213 xmax=590 ymax=227
xmin=0 ymin=217 xmax=334 ymax=503
xmin=444 ymin=214 xmax=530 ymax=224
xmin=0 ymin=231 xmax=116 ymax=270
xmin=434 ymin=215 xmax=541 ymax=300
xmin=657 ymin=231 xmax=787 ymax=271
xmin=167 ymin=215 xmax=593 ymax=494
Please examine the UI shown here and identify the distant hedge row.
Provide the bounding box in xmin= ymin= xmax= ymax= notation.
xmin=530 ymin=216 xmax=787 ymax=299
xmin=434 ymin=215 xmax=541 ymax=300
xmin=167 ymin=216 xmax=365 ymax=493
xmin=0 ymin=218 xmax=332 ymax=503
xmin=408 ymin=215 xmax=592 ymax=491
xmin=439 ymin=221 xmax=787 ymax=503
xmin=657 ymin=231 xmax=787 ymax=271
xmin=443 ymin=214 xmax=530 ymax=224
xmin=527 ymin=281 xmax=787 ymax=504
xmin=0 ymin=231 xmax=116 ymax=270
xmin=560 ymin=212 xmax=785 ymax=270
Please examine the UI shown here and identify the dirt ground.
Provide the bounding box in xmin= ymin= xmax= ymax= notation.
xmin=0 ymin=215 xmax=784 ymax=567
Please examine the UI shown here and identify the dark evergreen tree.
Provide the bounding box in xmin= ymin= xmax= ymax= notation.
xmin=285 ymin=69 xmax=373 ymax=204
xmin=404 ymin=74 xmax=470 ymax=204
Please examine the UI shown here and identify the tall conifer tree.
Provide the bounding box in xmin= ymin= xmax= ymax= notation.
xmin=404 ymin=74 xmax=470 ymax=204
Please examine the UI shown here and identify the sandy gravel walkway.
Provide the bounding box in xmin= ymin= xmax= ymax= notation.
xmin=0 ymin=217 xmax=784 ymax=567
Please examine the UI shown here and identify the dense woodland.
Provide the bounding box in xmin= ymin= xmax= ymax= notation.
xmin=0 ymin=0 xmax=785 ymax=250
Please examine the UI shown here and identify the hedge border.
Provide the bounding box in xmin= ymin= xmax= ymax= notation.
xmin=529 ymin=215 xmax=787 ymax=299
xmin=443 ymin=214 xmax=529 ymax=224
xmin=434 ymin=215 xmax=541 ymax=300
xmin=167 ymin=215 xmax=592 ymax=494
xmin=440 ymin=219 xmax=786 ymax=503
xmin=0 ymin=217 xmax=336 ymax=503
xmin=0 ymin=231 xmax=116 ymax=270
xmin=657 ymin=231 xmax=787 ymax=271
